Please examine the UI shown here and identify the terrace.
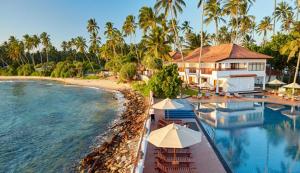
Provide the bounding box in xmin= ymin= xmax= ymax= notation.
xmin=141 ymin=100 xmax=227 ymax=173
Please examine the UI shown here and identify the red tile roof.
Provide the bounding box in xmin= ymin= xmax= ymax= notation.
xmin=173 ymin=44 xmax=272 ymax=63
xmin=169 ymin=51 xmax=182 ymax=61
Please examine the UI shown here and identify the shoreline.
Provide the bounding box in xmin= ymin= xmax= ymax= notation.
xmin=0 ymin=76 xmax=130 ymax=92
xmin=0 ymin=76 xmax=148 ymax=173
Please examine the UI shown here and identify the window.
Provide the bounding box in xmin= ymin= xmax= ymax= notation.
xmin=248 ymin=62 xmax=265 ymax=71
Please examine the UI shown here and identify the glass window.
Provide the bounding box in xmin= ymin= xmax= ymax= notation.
xmin=248 ymin=62 xmax=265 ymax=71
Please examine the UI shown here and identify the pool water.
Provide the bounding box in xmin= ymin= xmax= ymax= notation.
xmin=0 ymin=81 xmax=120 ymax=173
xmin=199 ymin=102 xmax=300 ymax=173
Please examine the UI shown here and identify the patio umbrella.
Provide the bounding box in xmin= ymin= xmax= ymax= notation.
xmin=152 ymin=98 xmax=184 ymax=119
xmin=148 ymin=123 xmax=201 ymax=162
xmin=283 ymin=83 xmax=300 ymax=89
xmin=267 ymin=79 xmax=286 ymax=85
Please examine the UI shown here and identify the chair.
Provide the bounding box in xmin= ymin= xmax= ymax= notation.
xmin=225 ymin=92 xmax=233 ymax=98
xmin=234 ymin=93 xmax=242 ymax=98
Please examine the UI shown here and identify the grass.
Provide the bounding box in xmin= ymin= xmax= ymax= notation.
xmin=182 ymin=87 xmax=198 ymax=96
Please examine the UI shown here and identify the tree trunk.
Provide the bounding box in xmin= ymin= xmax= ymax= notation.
xmin=198 ymin=1 xmax=205 ymax=94
xmin=273 ymin=0 xmax=276 ymax=35
xmin=170 ymin=8 xmax=187 ymax=87
xmin=46 ymin=50 xmax=49 ymax=63
xmin=215 ymin=19 xmax=219 ymax=45
xmin=85 ymin=53 xmax=95 ymax=72
xmin=292 ymin=52 xmax=300 ymax=98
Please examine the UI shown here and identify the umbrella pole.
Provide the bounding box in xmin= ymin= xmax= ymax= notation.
xmin=174 ymin=148 xmax=176 ymax=162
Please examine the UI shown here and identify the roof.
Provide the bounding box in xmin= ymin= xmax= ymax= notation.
xmin=169 ymin=51 xmax=181 ymax=61
xmin=173 ymin=44 xmax=272 ymax=63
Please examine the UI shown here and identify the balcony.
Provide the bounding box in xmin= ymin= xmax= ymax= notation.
xmin=200 ymin=68 xmax=247 ymax=74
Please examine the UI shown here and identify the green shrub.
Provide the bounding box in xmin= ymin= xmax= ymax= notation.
xmin=17 ymin=64 xmax=34 ymax=76
xmin=149 ymin=64 xmax=182 ymax=98
xmin=132 ymin=81 xmax=150 ymax=97
xmin=0 ymin=66 xmax=16 ymax=76
xmin=119 ymin=63 xmax=137 ymax=82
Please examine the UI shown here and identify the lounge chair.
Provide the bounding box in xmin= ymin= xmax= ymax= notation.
xmin=234 ymin=93 xmax=242 ymax=98
xmin=225 ymin=93 xmax=233 ymax=98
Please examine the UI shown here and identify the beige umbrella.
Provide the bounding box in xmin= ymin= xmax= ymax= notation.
xmin=283 ymin=83 xmax=300 ymax=89
xmin=152 ymin=98 xmax=184 ymax=119
xmin=268 ymin=79 xmax=286 ymax=85
xmin=148 ymin=123 xmax=201 ymax=162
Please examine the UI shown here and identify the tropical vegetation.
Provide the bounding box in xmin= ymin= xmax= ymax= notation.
xmin=0 ymin=0 xmax=299 ymax=97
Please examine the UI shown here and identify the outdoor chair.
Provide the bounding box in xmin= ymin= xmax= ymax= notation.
xmin=234 ymin=93 xmax=242 ymax=98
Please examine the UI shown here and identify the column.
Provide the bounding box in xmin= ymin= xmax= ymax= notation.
xmin=263 ymin=76 xmax=266 ymax=90
xmin=216 ymin=79 xmax=219 ymax=95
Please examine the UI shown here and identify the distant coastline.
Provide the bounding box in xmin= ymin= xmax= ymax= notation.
xmin=0 ymin=76 xmax=130 ymax=92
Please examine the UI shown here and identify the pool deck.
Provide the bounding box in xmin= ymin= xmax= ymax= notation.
xmin=188 ymin=94 xmax=300 ymax=106
xmin=143 ymin=109 xmax=227 ymax=173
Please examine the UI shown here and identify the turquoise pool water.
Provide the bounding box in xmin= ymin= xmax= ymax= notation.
xmin=0 ymin=81 xmax=120 ymax=173
xmin=199 ymin=102 xmax=300 ymax=173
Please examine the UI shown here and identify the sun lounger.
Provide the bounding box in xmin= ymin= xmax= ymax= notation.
xmin=225 ymin=93 xmax=233 ymax=98
xmin=155 ymin=160 xmax=196 ymax=173
xmin=233 ymin=93 xmax=242 ymax=98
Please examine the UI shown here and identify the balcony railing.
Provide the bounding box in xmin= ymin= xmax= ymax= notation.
xmin=201 ymin=68 xmax=247 ymax=74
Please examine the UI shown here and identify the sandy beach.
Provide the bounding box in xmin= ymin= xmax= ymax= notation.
xmin=0 ymin=76 xmax=130 ymax=91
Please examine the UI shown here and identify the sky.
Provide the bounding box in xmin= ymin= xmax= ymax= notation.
xmin=0 ymin=0 xmax=294 ymax=48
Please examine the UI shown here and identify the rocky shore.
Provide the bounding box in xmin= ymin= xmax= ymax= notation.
xmin=79 ymin=89 xmax=148 ymax=173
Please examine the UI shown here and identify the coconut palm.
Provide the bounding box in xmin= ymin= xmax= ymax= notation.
xmin=104 ymin=22 xmax=117 ymax=57
xmin=7 ymin=36 xmax=25 ymax=65
xmin=23 ymin=34 xmax=35 ymax=65
xmin=138 ymin=7 xmax=158 ymax=34
xmin=32 ymin=34 xmax=40 ymax=64
xmin=181 ymin=21 xmax=192 ymax=34
xmin=280 ymin=31 xmax=300 ymax=99
xmin=224 ymin=0 xmax=255 ymax=43
xmin=87 ymin=18 xmax=100 ymax=56
xmin=185 ymin=31 xmax=211 ymax=50
xmin=274 ymin=2 xmax=294 ymax=29
xmin=142 ymin=27 xmax=171 ymax=62
xmin=74 ymin=36 xmax=94 ymax=72
xmin=61 ymin=41 xmax=68 ymax=52
xmin=257 ymin=16 xmax=273 ymax=44
xmin=40 ymin=32 xmax=51 ymax=63
xmin=154 ymin=0 xmax=186 ymax=62
xmin=203 ymin=0 xmax=225 ymax=44
xmin=122 ymin=15 xmax=139 ymax=63
xmin=282 ymin=13 xmax=295 ymax=33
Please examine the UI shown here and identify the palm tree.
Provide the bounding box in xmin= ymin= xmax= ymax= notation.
xmin=138 ymin=7 xmax=158 ymax=34
xmin=203 ymin=0 xmax=225 ymax=44
xmin=87 ymin=18 xmax=100 ymax=56
xmin=104 ymin=22 xmax=117 ymax=57
xmin=123 ymin=15 xmax=139 ymax=63
xmin=32 ymin=34 xmax=40 ymax=64
xmin=185 ymin=31 xmax=211 ymax=50
xmin=224 ymin=0 xmax=255 ymax=43
xmin=40 ymin=32 xmax=51 ymax=63
xmin=257 ymin=16 xmax=273 ymax=44
xmin=142 ymin=27 xmax=171 ymax=62
xmin=280 ymin=31 xmax=300 ymax=99
xmin=74 ymin=36 xmax=94 ymax=72
xmin=154 ymin=0 xmax=186 ymax=62
xmin=282 ymin=13 xmax=295 ymax=33
xmin=7 ymin=36 xmax=24 ymax=65
xmin=274 ymin=2 xmax=294 ymax=30
xmin=181 ymin=21 xmax=192 ymax=34
xmin=61 ymin=41 xmax=68 ymax=52
xmin=23 ymin=34 xmax=35 ymax=65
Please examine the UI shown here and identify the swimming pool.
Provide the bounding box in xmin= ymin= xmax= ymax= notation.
xmin=199 ymin=102 xmax=300 ymax=173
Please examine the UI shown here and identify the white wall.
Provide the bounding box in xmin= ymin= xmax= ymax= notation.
xmin=222 ymin=77 xmax=255 ymax=92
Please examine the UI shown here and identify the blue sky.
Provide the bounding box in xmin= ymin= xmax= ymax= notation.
xmin=0 ymin=0 xmax=293 ymax=48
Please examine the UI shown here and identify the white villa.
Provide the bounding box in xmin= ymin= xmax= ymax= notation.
xmin=172 ymin=44 xmax=272 ymax=93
